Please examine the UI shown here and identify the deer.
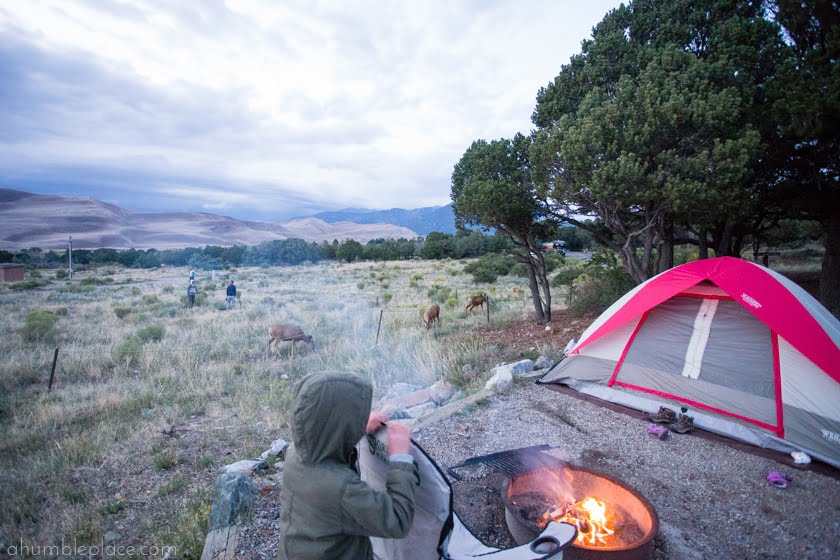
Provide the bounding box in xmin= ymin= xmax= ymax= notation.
xmin=465 ymin=293 xmax=488 ymax=314
xmin=268 ymin=324 xmax=315 ymax=357
xmin=423 ymin=304 xmax=440 ymax=330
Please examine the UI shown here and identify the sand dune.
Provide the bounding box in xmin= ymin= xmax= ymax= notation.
xmin=0 ymin=189 xmax=418 ymax=250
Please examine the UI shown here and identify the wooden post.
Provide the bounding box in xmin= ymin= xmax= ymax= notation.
xmin=375 ymin=309 xmax=384 ymax=346
xmin=48 ymin=347 xmax=59 ymax=392
xmin=67 ymin=236 xmax=73 ymax=281
xmin=486 ymin=296 xmax=490 ymax=324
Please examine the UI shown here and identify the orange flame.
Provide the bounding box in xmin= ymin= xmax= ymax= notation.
xmin=544 ymin=496 xmax=615 ymax=546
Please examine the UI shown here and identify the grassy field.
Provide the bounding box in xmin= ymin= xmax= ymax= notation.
xmin=0 ymin=259 xmax=568 ymax=558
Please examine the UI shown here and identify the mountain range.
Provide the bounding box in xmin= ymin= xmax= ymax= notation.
xmin=305 ymin=205 xmax=456 ymax=236
xmin=0 ymin=189 xmax=425 ymax=250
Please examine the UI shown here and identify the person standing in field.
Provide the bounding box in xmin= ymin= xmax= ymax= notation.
xmin=187 ymin=279 xmax=197 ymax=309
xmin=226 ymin=279 xmax=236 ymax=310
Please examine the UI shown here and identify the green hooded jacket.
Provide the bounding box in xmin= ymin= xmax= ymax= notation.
xmin=278 ymin=372 xmax=417 ymax=560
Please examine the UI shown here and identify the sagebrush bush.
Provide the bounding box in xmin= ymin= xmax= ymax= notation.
xmin=114 ymin=307 xmax=132 ymax=319
xmin=136 ymin=325 xmax=165 ymax=342
xmin=55 ymin=269 xmax=68 ymax=279
xmin=19 ymin=310 xmax=57 ymax=343
xmin=427 ymin=284 xmax=453 ymax=304
xmin=569 ymin=252 xmax=636 ymax=315
xmin=463 ymin=253 xmax=513 ymax=283
xmin=9 ymin=280 xmax=44 ymax=291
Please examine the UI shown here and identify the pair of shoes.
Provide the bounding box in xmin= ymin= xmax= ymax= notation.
xmin=649 ymin=406 xmax=677 ymax=424
xmin=670 ymin=415 xmax=695 ymax=434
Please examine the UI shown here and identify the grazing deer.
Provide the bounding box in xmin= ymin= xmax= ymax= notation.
xmin=465 ymin=293 xmax=488 ymax=314
xmin=423 ymin=304 xmax=440 ymax=330
xmin=268 ymin=324 xmax=315 ymax=357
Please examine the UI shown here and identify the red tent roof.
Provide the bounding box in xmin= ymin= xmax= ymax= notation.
xmin=572 ymin=257 xmax=840 ymax=383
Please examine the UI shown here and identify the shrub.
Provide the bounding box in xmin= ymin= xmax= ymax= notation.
xmin=114 ymin=307 xmax=132 ymax=319
xmin=551 ymin=266 xmax=585 ymax=288
xmin=464 ymin=253 xmax=513 ymax=283
xmin=382 ymin=292 xmax=393 ymax=304
xmin=142 ymin=294 xmax=160 ymax=305
xmin=9 ymin=280 xmax=44 ymax=291
xmin=162 ymin=285 xmax=174 ymax=294
xmin=569 ymin=251 xmax=636 ymax=315
xmin=80 ymin=276 xmax=113 ymax=285
xmin=357 ymin=281 xmax=365 ymax=290
xmin=19 ymin=310 xmax=56 ymax=343
xmin=131 ymin=287 xmax=142 ymax=296
xmin=55 ymin=269 xmax=68 ymax=279
xmin=56 ymin=284 xmax=95 ymax=293
xmin=113 ymin=337 xmax=144 ymax=365
xmin=444 ymin=297 xmax=459 ymax=310
xmin=53 ymin=307 xmax=69 ymax=316
xmin=154 ymin=450 xmax=180 ymax=471
xmin=427 ymin=284 xmax=453 ymax=304
xmin=136 ymin=325 xmax=165 ymax=343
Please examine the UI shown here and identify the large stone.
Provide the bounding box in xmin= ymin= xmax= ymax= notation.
xmin=428 ymin=380 xmax=455 ymax=405
xmin=534 ymin=355 xmax=552 ymax=370
xmin=260 ymin=438 xmax=289 ymax=461
xmin=485 ymin=368 xmax=513 ymax=392
xmin=220 ymin=458 xmax=266 ymax=475
xmin=491 ymin=359 xmax=534 ymax=378
xmin=209 ymin=472 xmax=257 ymax=529
xmin=405 ymin=402 xmax=438 ymax=418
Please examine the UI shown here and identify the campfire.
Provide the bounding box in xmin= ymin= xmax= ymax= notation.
xmin=502 ymin=465 xmax=658 ymax=560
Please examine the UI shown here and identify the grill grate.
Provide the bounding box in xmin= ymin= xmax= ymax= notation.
xmin=446 ymin=444 xmax=566 ymax=480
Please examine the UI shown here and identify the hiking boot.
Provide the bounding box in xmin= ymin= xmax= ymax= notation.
xmin=670 ymin=414 xmax=695 ymax=434
xmin=649 ymin=406 xmax=677 ymax=424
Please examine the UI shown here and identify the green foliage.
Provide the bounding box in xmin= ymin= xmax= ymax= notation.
xmin=80 ymin=276 xmax=113 ymax=285
xmin=56 ymin=283 xmax=95 ymax=293
xmin=153 ymin=449 xmax=180 ymax=471
xmin=381 ymin=292 xmax=393 ymax=304
xmin=142 ymin=294 xmax=160 ymax=305
xmin=113 ymin=307 xmax=132 ymax=319
xmin=551 ymin=266 xmax=585 ymax=288
xmin=9 ymin=279 xmax=44 ymax=291
xmin=569 ymin=251 xmax=636 ymax=315
xmin=356 ymin=281 xmax=366 ymax=290
xmin=427 ymin=283 xmax=453 ymax=304
xmin=53 ymin=307 xmax=69 ymax=316
xmin=137 ymin=325 xmax=165 ymax=342
xmin=55 ymin=269 xmax=68 ymax=279
xmin=463 ymin=253 xmax=514 ymax=283
xmin=444 ymin=297 xmax=459 ymax=310
xmin=19 ymin=310 xmax=57 ymax=344
xmin=131 ymin=287 xmax=142 ymax=296
xmin=113 ymin=337 xmax=144 ymax=365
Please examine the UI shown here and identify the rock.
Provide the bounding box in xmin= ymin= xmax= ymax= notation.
xmin=260 ymin=438 xmax=289 ymax=461
xmin=534 ymin=356 xmax=552 ymax=369
xmin=381 ymin=403 xmax=410 ymax=420
xmin=383 ymin=382 xmax=422 ymax=399
xmin=428 ymin=380 xmax=455 ymax=405
xmin=209 ymin=472 xmax=257 ymax=529
xmin=103 ymin=531 xmax=121 ymax=543
xmin=485 ymin=368 xmax=513 ymax=392
xmin=406 ymin=402 xmax=438 ymax=418
xmin=490 ymin=359 xmax=534 ymax=378
xmin=545 ymin=326 xmax=552 ymax=331
xmin=221 ymin=458 xmax=266 ymax=475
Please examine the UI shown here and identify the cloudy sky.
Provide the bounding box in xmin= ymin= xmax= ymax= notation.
xmin=1 ymin=0 xmax=623 ymax=221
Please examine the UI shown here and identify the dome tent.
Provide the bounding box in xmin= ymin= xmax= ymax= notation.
xmin=540 ymin=257 xmax=840 ymax=468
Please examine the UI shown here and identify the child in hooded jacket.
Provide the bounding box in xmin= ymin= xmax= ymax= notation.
xmin=277 ymin=371 xmax=417 ymax=560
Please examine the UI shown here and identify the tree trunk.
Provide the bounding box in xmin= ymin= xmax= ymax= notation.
xmin=820 ymin=209 xmax=840 ymax=317
xmin=525 ymin=260 xmax=547 ymax=323
xmin=716 ymin=221 xmax=735 ymax=256
xmin=657 ymin=217 xmax=674 ymax=273
xmin=698 ymin=228 xmax=709 ymax=259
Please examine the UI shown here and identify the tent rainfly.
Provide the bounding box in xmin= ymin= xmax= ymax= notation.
xmin=540 ymin=257 xmax=840 ymax=468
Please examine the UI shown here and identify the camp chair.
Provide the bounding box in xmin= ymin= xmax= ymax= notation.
xmin=358 ymin=431 xmax=577 ymax=560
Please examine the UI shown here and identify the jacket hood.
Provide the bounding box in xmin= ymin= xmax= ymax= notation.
xmin=290 ymin=371 xmax=372 ymax=465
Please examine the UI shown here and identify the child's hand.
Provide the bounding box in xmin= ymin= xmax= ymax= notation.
xmin=366 ymin=411 xmax=388 ymax=434
xmin=387 ymin=422 xmax=411 ymax=456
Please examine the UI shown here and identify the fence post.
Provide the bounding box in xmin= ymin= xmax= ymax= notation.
xmin=48 ymin=347 xmax=59 ymax=392
xmin=375 ymin=309 xmax=384 ymax=346
xmin=486 ymin=296 xmax=490 ymax=324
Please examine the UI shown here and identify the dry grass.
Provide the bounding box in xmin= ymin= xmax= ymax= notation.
xmin=0 ymin=260 xmax=567 ymax=557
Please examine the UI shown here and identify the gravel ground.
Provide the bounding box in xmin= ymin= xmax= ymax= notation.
xmin=237 ymin=381 xmax=840 ymax=559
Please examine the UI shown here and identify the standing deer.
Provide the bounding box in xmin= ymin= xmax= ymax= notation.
xmin=465 ymin=293 xmax=488 ymax=314
xmin=423 ymin=304 xmax=440 ymax=330
xmin=268 ymin=324 xmax=315 ymax=357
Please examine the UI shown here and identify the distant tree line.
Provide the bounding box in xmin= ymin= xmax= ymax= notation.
xmin=0 ymin=229 xmax=548 ymax=270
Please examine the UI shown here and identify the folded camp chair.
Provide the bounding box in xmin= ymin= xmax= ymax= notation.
xmin=358 ymin=431 xmax=577 ymax=560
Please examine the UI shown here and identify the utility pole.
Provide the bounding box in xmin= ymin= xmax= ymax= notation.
xmin=68 ymin=236 xmax=73 ymax=280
